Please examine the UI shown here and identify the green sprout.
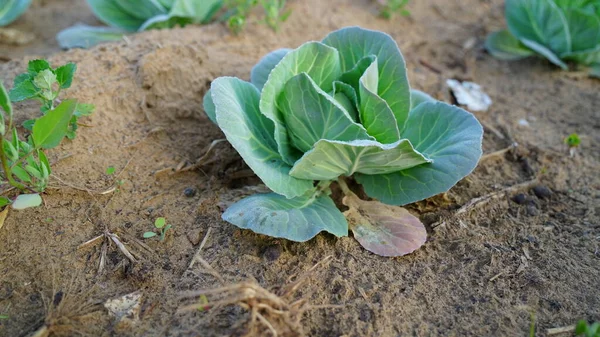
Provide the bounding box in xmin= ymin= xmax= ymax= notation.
xmin=105 ymin=166 xmax=115 ymax=175
xmin=576 ymin=320 xmax=600 ymax=337
xmin=565 ymin=133 xmax=581 ymax=148
xmin=223 ymin=0 xmax=291 ymax=34
xmin=143 ymin=217 xmax=172 ymax=241
xmin=379 ymin=0 xmax=411 ymax=19
xmin=0 ymin=59 xmax=90 ymax=209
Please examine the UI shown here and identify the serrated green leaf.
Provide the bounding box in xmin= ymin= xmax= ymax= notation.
xmin=290 ymin=139 xmax=430 ymax=180
xmin=506 ymin=0 xmax=571 ymax=55
xmin=322 ymin=27 xmax=411 ymax=131
xmin=32 ymin=99 xmax=76 ymax=149
xmin=260 ymin=42 xmax=342 ymax=165
xmin=74 ymin=102 xmax=94 ymax=117
xmin=357 ymin=57 xmax=400 ymax=144
xmin=27 ymin=59 xmax=51 ymax=74
xmin=54 ymin=63 xmax=76 ymax=89
xmin=0 ymin=0 xmax=32 ymax=26
xmin=485 ymin=29 xmax=536 ymax=60
xmin=57 ymin=24 xmax=126 ymax=49
xmin=410 ymin=89 xmax=435 ymax=109
xmin=12 ymin=193 xmax=41 ymax=210
xmin=9 ymin=79 xmax=38 ymax=102
xmin=277 ymin=73 xmax=372 ymax=153
xmin=250 ymin=48 xmax=290 ymax=91
xmin=355 ymin=101 xmax=483 ymax=205
xmin=12 ymin=72 xmax=31 ymax=87
xmin=223 ymin=193 xmax=348 ymax=242
xmin=33 ymin=69 xmax=57 ymax=90
xmin=520 ymin=38 xmax=569 ymax=69
xmin=211 ymin=77 xmax=313 ymax=199
xmin=12 ymin=165 xmax=31 ymax=182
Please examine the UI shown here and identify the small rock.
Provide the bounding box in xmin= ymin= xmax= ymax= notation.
xmin=512 ymin=193 xmax=528 ymax=205
xmin=532 ymin=185 xmax=552 ymax=199
xmin=184 ymin=187 xmax=197 ymax=198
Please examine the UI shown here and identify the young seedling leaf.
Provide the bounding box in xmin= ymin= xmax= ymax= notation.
xmin=33 ymin=69 xmax=57 ymax=91
xmin=155 ymin=217 xmax=166 ymax=229
xmin=12 ymin=165 xmax=31 ymax=182
xmin=0 ymin=80 xmax=11 ymax=116
xmin=223 ymin=193 xmax=348 ymax=242
xmin=32 ymin=99 xmax=77 ymax=149
xmin=343 ymin=193 xmax=427 ymax=257
xmin=106 ymin=166 xmax=116 ymax=175
xmin=54 ymin=63 xmax=76 ymax=89
xmin=0 ymin=196 xmax=10 ymax=208
xmin=74 ymin=102 xmax=95 ymax=117
xmin=143 ymin=232 xmax=157 ymax=238
xmin=12 ymin=193 xmax=42 ymax=210
xmin=57 ymin=25 xmax=127 ymax=49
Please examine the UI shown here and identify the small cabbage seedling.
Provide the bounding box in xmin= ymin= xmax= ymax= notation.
xmin=0 ymin=0 xmax=31 ymax=26
xmin=378 ymin=0 xmax=411 ymax=19
xmin=486 ymin=0 xmax=600 ymax=76
xmin=57 ymin=0 xmax=223 ymax=49
xmin=143 ymin=217 xmax=172 ymax=241
xmin=565 ymin=132 xmax=582 ymax=157
xmin=577 ymin=320 xmax=600 ymax=337
xmin=223 ymin=0 xmax=291 ymax=34
xmin=9 ymin=60 xmax=94 ymax=140
xmin=204 ymin=26 xmax=483 ymax=256
xmin=0 ymin=60 xmax=88 ymax=209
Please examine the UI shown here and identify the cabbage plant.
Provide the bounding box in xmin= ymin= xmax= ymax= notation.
xmin=204 ymin=27 xmax=483 ymax=256
xmin=57 ymin=0 xmax=222 ymax=49
xmin=486 ymin=0 xmax=600 ymax=75
xmin=0 ymin=0 xmax=31 ymax=26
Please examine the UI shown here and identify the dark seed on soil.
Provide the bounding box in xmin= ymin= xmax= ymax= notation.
xmin=526 ymin=205 xmax=539 ymax=216
xmin=512 ymin=193 xmax=528 ymax=205
xmin=262 ymin=244 xmax=282 ymax=261
xmin=532 ymin=185 xmax=552 ymax=199
xmin=53 ymin=291 xmax=64 ymax=307
xmin=184 ymin=187 xmax=197 ymax=198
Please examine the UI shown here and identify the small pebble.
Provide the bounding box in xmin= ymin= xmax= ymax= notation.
xmin=184 ymin=187 xmax=197 ymax=198
xmin=532 ymin=185 xmax=552 ymax=199
xmin=512 ymin=193 xmax=528 ymax=205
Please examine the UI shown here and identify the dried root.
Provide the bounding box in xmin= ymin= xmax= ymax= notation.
xmin=179 ymin=256 xmax=340 ymax=337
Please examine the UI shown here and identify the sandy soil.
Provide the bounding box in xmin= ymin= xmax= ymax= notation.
xmin=0 ymin=0 xmax=598 ymax=336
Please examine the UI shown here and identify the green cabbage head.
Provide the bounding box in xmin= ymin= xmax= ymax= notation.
xmin=486 ymin=0 xmax=600 ymax=74
xmin=204 ymin=27 xmax=483 ymax=244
